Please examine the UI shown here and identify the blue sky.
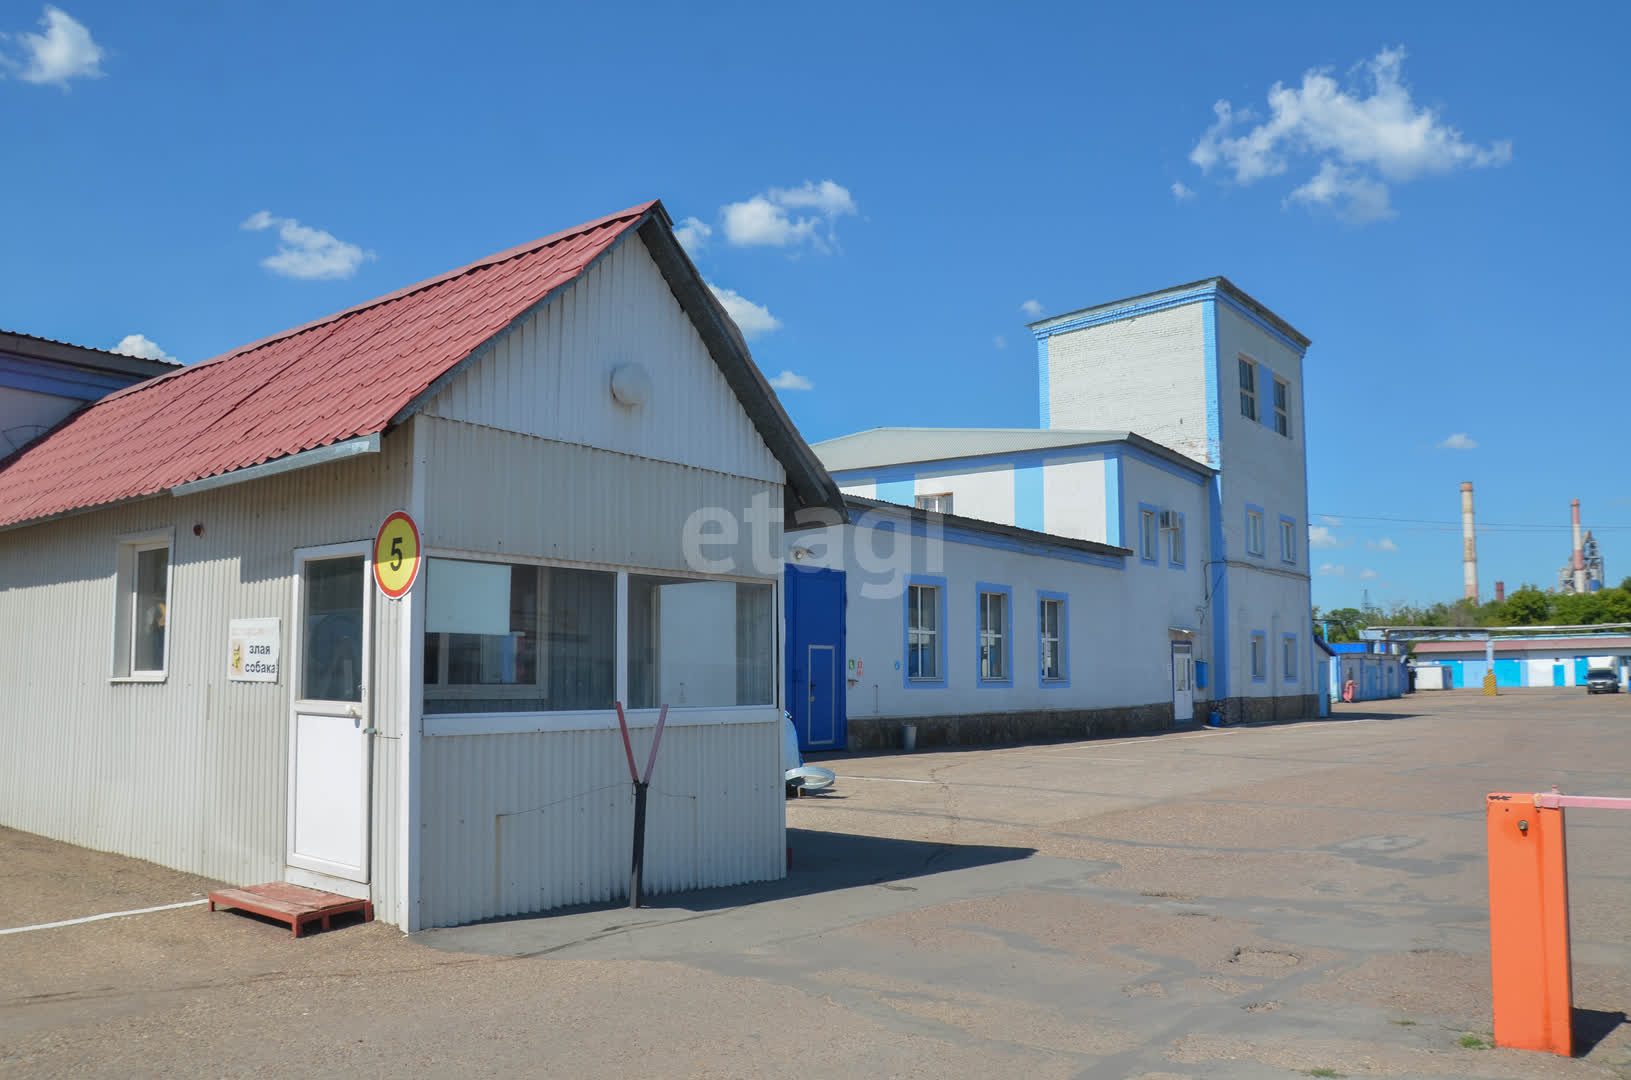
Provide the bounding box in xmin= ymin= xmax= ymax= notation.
xmin=3 ymin=0 xmax=1628 ymax=613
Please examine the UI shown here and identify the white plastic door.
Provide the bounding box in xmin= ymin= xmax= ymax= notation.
xmin=287 ymin=548 xmax=371 ymax=882
xmin=1172 ymin=644 xmax=1194 ymax=723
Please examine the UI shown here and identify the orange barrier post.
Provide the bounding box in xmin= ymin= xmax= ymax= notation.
xmin=1486 ymin=792 xmax=1572 ymax=1055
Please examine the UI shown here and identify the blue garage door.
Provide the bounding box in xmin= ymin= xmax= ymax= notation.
xmin=785 ymin=565 xmax=846 ymax=751
xmin=1494 ymin=659 xmax=1522 ymax=687
xmin=1575 ymin=657 xmax=1590 ymax=684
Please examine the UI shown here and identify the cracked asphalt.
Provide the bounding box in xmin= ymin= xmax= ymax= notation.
xmin=4 ymin=689 xmax=1630 ymax=1078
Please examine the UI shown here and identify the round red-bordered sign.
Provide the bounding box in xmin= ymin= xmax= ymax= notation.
xmin=373 ymin=511 xmax=421 ymax=598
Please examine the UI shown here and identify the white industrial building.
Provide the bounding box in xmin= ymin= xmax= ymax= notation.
xmin=785 ymin=278 xmax=1317 ymax=750
xmin=0 ymin=201 xmax=844 ymax=930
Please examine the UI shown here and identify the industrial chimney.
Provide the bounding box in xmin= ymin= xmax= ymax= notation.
xmin=1495 ymin=581 xmax=1505 ymax=603
xmin=1462 ymin=482 xmax=1478 ymax=601
xmin=1572 ymin=499 xmax=1587 ymax=594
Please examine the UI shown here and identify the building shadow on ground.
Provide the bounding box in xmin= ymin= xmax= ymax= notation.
xmin=1574 ymin=1007 xmax=1628 ymax=1057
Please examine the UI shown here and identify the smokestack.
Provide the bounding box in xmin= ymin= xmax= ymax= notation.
xmin=1496 ymin=581 xmax=1505 ymax=603
xmin=1572 ymin=499 xmax=1587 ymax=593
xmin=1462 ymin=482 xmax=1478 ymax=602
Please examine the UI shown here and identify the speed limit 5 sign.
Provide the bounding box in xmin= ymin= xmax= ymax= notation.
xmin=373 ymin=511 xmax=421 ymax=598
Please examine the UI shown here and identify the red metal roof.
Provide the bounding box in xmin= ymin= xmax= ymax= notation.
xmin=0 ymin=202 xmax=656 ymax=529
xmin=1414 ymin=637 xmax=1631 ymax=654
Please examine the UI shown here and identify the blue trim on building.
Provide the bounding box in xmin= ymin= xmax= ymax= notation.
xmin=1202 ymin=298 xmax=1229 ymax=705
xmin=1278 ymin=513 xmax=1297 ymax=566
xmin=1105 ymin=454 xmax=1124 ymax=548
xmin=1029 ymin=283 xmax=1307 ymax=360
xmin=1250 ymin=630 xmax=1268 ymax=681
xmin=903 ymin=574 xmax=949 ymax=689
xmin=1014 ymin=464 xmax=1044 ymax=533
xmin=853 ymin=507 xmax=1125 ymax=569
xmin=1037 ymin=589 xmax=1070 ymax=688
xmin=876 ymin=478 xmax=915 ymax=508
xmin=0 ymin=356 xmax=133 ymax=400
xmin=1244 ymin=503 xmax=1266 ymax=558
xmin=1136 ymin=501 xmax=1160 ymax=564
xmin=827 ymin=443 xmax=1206 ymax=492
xmin=1036 ymin=336 xmax=1051 ymax=428
xmin=974 ymin=582 xmax=1015 ymax=687
xmin=1168 ymin=511 xmax=1186 ymax=569
xmin=1282 ymin=632 xmax=1299 ymax=681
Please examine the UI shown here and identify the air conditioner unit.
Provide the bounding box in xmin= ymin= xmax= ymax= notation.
xmin=1159 ymin=510 xmax=1181 ymax=530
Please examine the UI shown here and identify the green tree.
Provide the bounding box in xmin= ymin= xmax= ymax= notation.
xmin=1499 ymin=586 xmax=1551 ymax=626
xmin=1319 ymin=607 xmax=1367 ymax=643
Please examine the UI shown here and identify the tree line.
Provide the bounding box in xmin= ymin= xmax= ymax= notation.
xmin=1316 ymin=579 xmax=1631 ymax=643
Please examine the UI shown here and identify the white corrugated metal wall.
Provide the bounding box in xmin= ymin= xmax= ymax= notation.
xmin=409 ymin=227 xmax=792 ymax=927
xmin=0 ymin=437 xmax=411 ymax=920
xmin=419 ymin=720 xmax=781 ymax=927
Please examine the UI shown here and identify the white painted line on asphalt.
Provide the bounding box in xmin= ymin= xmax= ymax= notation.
xmin=834 ymin=775 xmax=938 ymax=784
xmin=0 ymin=898 xmax=207 ymax=936
xmin=1044 ymin=732 xmax=1226 ymax=752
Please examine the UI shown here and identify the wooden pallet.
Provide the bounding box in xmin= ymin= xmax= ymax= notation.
xmin=208 ymin=882 xmax=373 ymax=938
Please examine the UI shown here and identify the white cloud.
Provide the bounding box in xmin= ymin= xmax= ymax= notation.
xmin=707 ymin=282 xmax=782 ymax=340
xmin=1309 ymin=524 xmax=1346 ymax=549
xmin=8 ymin=6 xmax=104 ymax=88
xmin=719 ymin=180 xmax=856 ymax=251
xmin=240 ymin=211 xmax=374 ymax=280
xmin=1438 ymin=432 xmax=1478 ymax=450
xmin=1359 ymin=568 xmax=1380 ymax=580
xmin=993 ymin=335 xmax=1007 ymax=351
xmin=1020 ymin=299 xmax=1043 ymax=317
xmin=1366 ymin=537 xmax=1399 ymax=552
xmin=673 ymin=216 xmax=712 ymax=252
xmin=111 ymin=334 xmax=174 ymax=363
xmin=1171 ymin=181 xmax=1196 ymax=201
xmin=1286 ymin=161 xmax=1395 ymax=223
xmin=1189 ymin=46 xmax=1511 ymax=222
xmin=1318 ymin=514 xmax=1343 ymax=527
xmin=768 ymin=370 xmax=813 ymax=392
xmin=1318 ymin=563 xmax=1347 ymax=577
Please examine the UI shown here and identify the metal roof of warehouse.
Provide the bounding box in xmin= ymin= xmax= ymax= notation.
xmin=811 ymin=426 xmax=1213 ymax=477
xmin=0 ymin=200 xmax=843 ymax=530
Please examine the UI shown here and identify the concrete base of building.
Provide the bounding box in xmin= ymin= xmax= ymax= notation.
xmin=1209 ymin=694 xmax=1321 ymax=726
xmin=843 ymin=694 xmax=1322 ymax=752
xmin=845 ymin=702 xmax=1177 ymax=752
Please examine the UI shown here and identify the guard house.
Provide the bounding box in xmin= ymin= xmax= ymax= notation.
xmin=0 ymin=201 xmax=843 ymax=930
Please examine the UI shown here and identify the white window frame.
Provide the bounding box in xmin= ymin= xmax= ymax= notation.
xmin=1038 ymin=593 xmax=1067 ymax=684
xmin=915 ymin=493 xmax=953 ymax=515
xmin=1239 ymin=357 xmax=1258 ymax=421
xmin=1167 ymin=514 xmax=1185 ymax=567
xmin=907 ymin=582 xmax=941 ymax=681
xmin=416 ymin=549 xmax=783 ymax=735
xmin=1273 ymin=377 xmax=1290 ymax=436
xmin=1139 ymin=507 xmax=1158 ymax=563
xmin=977 ymin=587 xmax=1010 ymax=683
xmin=1246 ymin=508 xmax=1265 ymax=557
xmin=1279 ymin=516 xmax=1297 ymax=566
xmin=1251 ymin=632 xmax=1267 ymax=681
xmin=111 ymin=529 xmax=175 ymax=682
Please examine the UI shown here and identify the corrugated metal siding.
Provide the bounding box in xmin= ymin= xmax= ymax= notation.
xmin=418 ymin=717 xmax=783 ymax=928
xmin=423 ymin=237 xmax=783 ymax=486
xmin=420 ymin=416 xmax=783 ymax=576
xmin=0 ymin=434 xmax=410 ymax=915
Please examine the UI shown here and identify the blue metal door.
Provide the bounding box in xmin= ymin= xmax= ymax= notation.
xmin=807 ymin=645 xmax=836 ymax=745
xmin=785 ymin=565 xmax=846 ymax=751
xmin=1575 ymin=658 xmax=1590 ymax=684
xmin=1494 ymin=659 xmax=1521 ymax=687
xmin=1553 ymin=664 xmax=1566 ymax=687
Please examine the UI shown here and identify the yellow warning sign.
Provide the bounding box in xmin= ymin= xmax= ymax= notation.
xmin=373 ymin=511 xmax=420 ymax=599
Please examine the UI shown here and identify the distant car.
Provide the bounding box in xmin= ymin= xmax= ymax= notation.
xmin=1585 ymin=668 xmax=1620 ymax=694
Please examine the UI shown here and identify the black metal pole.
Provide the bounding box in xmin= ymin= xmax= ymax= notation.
xmin=629 ymin=780 xmax=649 ymax=909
